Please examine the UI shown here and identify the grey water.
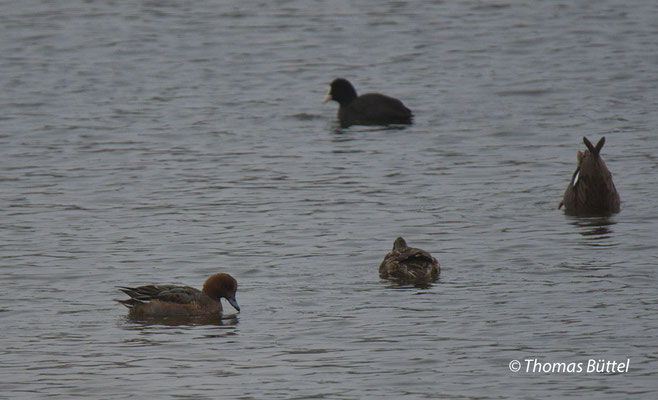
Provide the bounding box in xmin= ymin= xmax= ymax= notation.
xmin=1 ymin=0 xmax=657 ymax=398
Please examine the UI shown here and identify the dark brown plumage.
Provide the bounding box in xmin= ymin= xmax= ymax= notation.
xmin=559 ymin=137 xmax=620 ymax=216
xmin=379 ymin=237 xmax=439 ymax=284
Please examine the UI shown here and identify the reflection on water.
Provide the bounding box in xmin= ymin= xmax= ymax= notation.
xmin=120 ymin=314 xmax=239 ymax=327
xmin=567 ymin=215 xmax=618 ymax=242
xmin=381 ymin=280 xmax=439 ymax=290
xmin=330 ymin=123 xmax=412 ymax=136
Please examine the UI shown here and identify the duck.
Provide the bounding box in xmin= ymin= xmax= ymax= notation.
xmin=117 ymin=273 xmax=239 ymax=318
xmin=322 ymin=78 xmax=413 ymax=128
xmin=559 ymin=136 xmax=620 ymax=215
xmin=379 ymin=237 xmax=439 ymax=284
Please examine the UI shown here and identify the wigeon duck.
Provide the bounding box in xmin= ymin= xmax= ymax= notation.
xmin=117 ymin=273 xmax=240 ymax=318
xmin=379 ymin=237 xmax=439 ymax=284
xmin=322 ymin=78 xmax=413 ymax=128
xmin=559 ymin=137 xmax=620 ymax=216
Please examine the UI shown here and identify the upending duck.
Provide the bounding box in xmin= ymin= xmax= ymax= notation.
xmin=322 ymin=78 xmax=413 ymax=128
xmin=117 ymin=273 xmax=240 ymax=318
xmin=559 ymin=136 xmax=620 ymax=215
xmin=379 ymin=237 xmax=439 ymax=284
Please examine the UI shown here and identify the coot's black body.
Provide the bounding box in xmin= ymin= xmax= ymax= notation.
xmin=323 ymin=78 xmax=413 ymax=128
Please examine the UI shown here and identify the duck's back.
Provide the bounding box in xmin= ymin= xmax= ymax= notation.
xmin=561 ymin=138 xmax=620 ymax=215
xmin=563 ymin=172 xmax=620 ymax=215
xmin=119 ymin=284 xmax=220 ymax=317
xmin=379 ymin=246 xmax=438 ymax=283
xmin=120 ymin=284 xmax=201 ymax=303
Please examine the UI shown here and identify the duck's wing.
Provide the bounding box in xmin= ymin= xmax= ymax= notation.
xmin=118 ymin=285 xmax=202 ymax=305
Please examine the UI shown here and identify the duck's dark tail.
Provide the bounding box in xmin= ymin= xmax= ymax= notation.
xmin=115 ymin=298 xmax=140 ymax=308
xmin=116 ymin=286 xmax=152 ymax=308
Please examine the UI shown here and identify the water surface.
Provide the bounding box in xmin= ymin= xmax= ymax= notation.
xmin=1 ymin=1 xmax=657 ymax=398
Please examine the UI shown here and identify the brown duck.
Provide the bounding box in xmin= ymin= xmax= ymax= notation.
xmin=559 ymin=136 xmax=620 ymax=215
xmin=117 ymin=273 xmax=240 ymax=318
xmin=379 ymin=237 xmax=439 ymax=284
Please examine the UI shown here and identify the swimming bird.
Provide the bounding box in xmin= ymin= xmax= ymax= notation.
xmin=379 ymin=237 xmax=439 ymax=284
xmin=322 ymin=78 xmax=413 ymax=128
xmin=117 ymin=273 xmax=240 ymax=318
xmin=559 ymin=136 xmax=620 ymax=215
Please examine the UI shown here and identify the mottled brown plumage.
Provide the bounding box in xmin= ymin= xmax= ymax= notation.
xmin=379 ymin=237 xmax=439 ymax=284
xmin=559 ymin=137 xmax=620 ymax=216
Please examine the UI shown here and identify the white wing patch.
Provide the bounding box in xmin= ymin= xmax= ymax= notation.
xmin=573 ymin=170 xmax=580 ymax=187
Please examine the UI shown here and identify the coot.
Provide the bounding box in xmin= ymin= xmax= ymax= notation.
xmin=322 ymin=78 xmax=413 ymax=128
